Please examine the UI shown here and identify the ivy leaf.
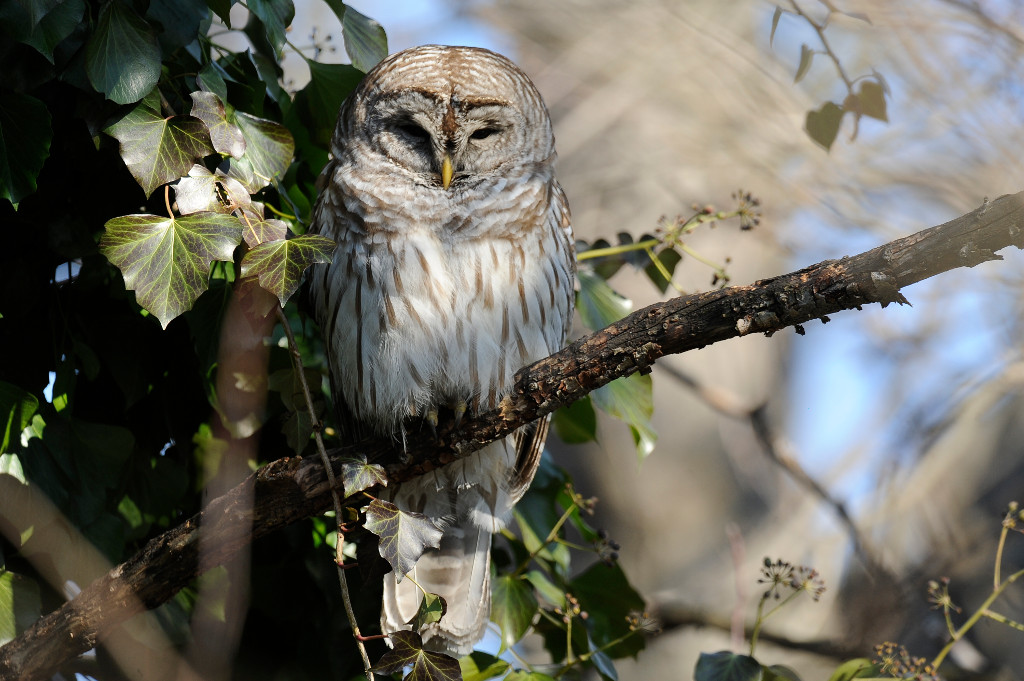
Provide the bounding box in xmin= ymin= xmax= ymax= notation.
xmin=845 ymin=80 xmax=888 ymax=122
xmin=694 ymin=652 xmax=762 ymax=681
xmin=190 ymin=91 xmax=246 ymax=158
xmin=769 ymin=6 xmax=784 ymax=48
xmin=372 ymin=630 xmax=462 ymax=681
xmin=491 ymin=574 xmax=537 ymax=648
xmin=341 ymin=4 xmax=387 ymax=72
xmin=0 ymin=382 xmax=39 ymax=455
xmin=643 ymin=248 xmax=682 ymax=293
xmin=592 ymin=372 xmax=656 ymax=460
xmin=3 ymin=0 xmax=85 ymax=63
xmin=174 ymin=165 xmax=228 ymax=215
xmin=246 ymin=0 xmax=294 ymax=54
xmin=105 ymin=90 xmax=215 ymax=196
xmin=569 ymin=561 xmax=645 ymax=658
xmin=0 ymin=90 xmax=51 ymax=206
xmin=551 ymin=395 xmax=597 ymax=445
xmin=197 ymin=62 xmax=229 ymax=101
xmin=240 ymin=233 xmax=336 ymax=306
xmin=340 ymin=453 xmax=387 ymax=496
xmin=412 ymin=592 xmax=447 ymax=629
xmin=764 ymin=664 xmax=803 ymax=681
xmin=145 ymin=0 xmax=209 ymax=53
xmin=576 ymin=270 xmax=632 ymax=331
xmin=588 ymin=645 xmax=618 ymax=681
xmin=805 ymin=101 xmax=844 ymax=151
xmin=100 ymin=212 xmax=242 ymax=328
xmin=459 ymin=652 xmax=510 ymax=681
xmin=240 ymin=216 xmax=288 ymax=247
xmin=0 ymin=570 xmax=41 ymax=646
xmin=364 ymin=499 xmax=443 ymax=581
xmin=294 ymin=59 xmax=364 ymax=146
xmin=506 ymin=672 xmax=557 ymax=681
xmin=523 ymin=570 xmax=566 ymax=609
xmin=233 ymin=111 xmax=295 ymax=192
xmin=84 ymin=1 xmax=161 ymax=105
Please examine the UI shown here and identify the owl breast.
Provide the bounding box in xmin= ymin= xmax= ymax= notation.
xmin=316 ymin=157 xmax=573 ymax=434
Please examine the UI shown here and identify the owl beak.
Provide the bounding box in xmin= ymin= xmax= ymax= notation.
xmin=440 ymin=154 xmax=454 ymax=190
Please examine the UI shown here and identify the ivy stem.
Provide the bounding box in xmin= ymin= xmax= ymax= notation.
xmin=994 ymin=524 xmax=1008 ymax=588
xmin=512 ymin=501 xmax=578 ymax=578
xmin=164 ymin=185 xmax=174 ymax=218
xmin=932 ymin=565 xmax=1024 ymax=669
xmin=749 ymin=590 xmax=802 ymax=656
xmin=275 ymin=307 xmax=375 ymax=680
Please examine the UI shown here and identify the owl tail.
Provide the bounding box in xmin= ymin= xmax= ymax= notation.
xmin=380 ymin=521 xmax=492 ymax=656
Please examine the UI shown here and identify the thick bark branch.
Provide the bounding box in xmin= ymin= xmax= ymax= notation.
xmin=2 ymin=191 xmax=1022 ymax=681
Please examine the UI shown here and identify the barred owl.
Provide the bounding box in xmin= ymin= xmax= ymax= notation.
xmin=310 ymin=45 xmax=575 ymax=655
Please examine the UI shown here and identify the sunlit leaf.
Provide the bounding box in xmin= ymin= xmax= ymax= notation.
xmin=576 ymin=270 xmax=632 ymax=331
xmin=0 ymin=570 xmax=41 ymax=646
xmin=491 ymin=575 xmax=537 ymax=648
xmin=233 ymin=111 xmax=295 ymax=192
xmin=643 ymin=248 xmax=682 ymax=293
xmin=105 ymin=90 xmax=215 ymax=196
xmin=84 ymin=1 xmax=161 ymax=104
xmin=794 ymin=44 xmax=814 ymax=83
xmin=523 ymin=570 xmax=565 ymax=608
xmin=364 ymin=499 xmax=443 ymax=580
xmin=0 ymin=90 xmax=51 ymax=206
xmin=246 ymin=0 xmax=294 ymax=54
xmin=190 ymin=91 xmax=246 ymax=158
xmin=100 ymin=211 xmax=242 ymax=327
xmin=372 ymin=630 xmax=462 ymax=681
xmin=592 ymin=372 xmax=656 ymax=460
xmin=340 ymin=453 xmax=387 ymax=496
xmin=412 ymin=592 xmax=446 ymax=629
xmin=694 ymin=652 xmax=762 ymax=681
xmin=551 ymin=396 xmax=597 ymax=445
xmin=460 ymin=652 xmax=510 ymax=681
xmin=174 ymin=165 xmax=224 ymax=215
xmin=805 ymin=101 xmax=844 ymax=151
xmin=240 ymin=233 xmax=335 ymax=305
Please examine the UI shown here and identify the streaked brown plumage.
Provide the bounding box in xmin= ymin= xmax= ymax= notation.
xmin=310 ymin=45 xmax=574 ymax=655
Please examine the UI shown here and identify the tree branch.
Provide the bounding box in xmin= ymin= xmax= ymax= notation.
xmin=2 ymin=191 xmax=1022 ymax=681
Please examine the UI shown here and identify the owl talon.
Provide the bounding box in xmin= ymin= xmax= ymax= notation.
xmin=452 ymin=400 xmax=467 ymax=428
xmin=425 ymin=407 xmax=438 ymax=439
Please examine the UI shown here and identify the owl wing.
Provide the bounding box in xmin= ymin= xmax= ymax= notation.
xmin=507 ymin=180 xmax=575 ymax=504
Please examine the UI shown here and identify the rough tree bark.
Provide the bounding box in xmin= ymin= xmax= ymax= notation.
xmin=1 ymin=191 xmax=1022 ymax=681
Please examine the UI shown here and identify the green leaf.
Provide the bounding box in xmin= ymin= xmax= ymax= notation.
xmin=0 ymin=90 xmax=52 ymax=206
xmin=805 ymin=101 xmax=844 ymax=151
xmin=206 ymin=0 xmax=231 ymax=26
xmin=364 ymin=499 xmax=443 ymax=580
xmin=240 ymin=233 xmax=336 ymax=305
xmin=694 ymin=652 xmax=762 ymax=681
xmin=491 ymin=575 xmax=537 ymax=648
xmin=764 ymin=664 xmax=802 ymax=681
xmin=240 ymin=217 xmax=288 ymax=247
xmin=794 ymin=44 xmax=814 ymax=83
xmin=294 ymin=59 xmax=364 ymax=146
xmin=246 ymin=0 xmax=294 ymax=54
xmin=100 ymin=211 xmax=242 ymax=327
xmin=576 ymin=270 xmax=632 ymax=331
xmin=174 ymin=164 xmax=234 ymax=215
xmin=105 ymin=90 xmax=215 ymax=196
xmin=84 ymin=1 xmax=162 ymax=105
xmin=569 ymin=561 xmax=645 ymax=658
xmin=825 ymin=659 xmax=878 ymax=681
xmin=0 ymin=382 xmax=39 ymax=454
xmin=197 ymin=62 xmax=229 ymax=101
xmin=0 ymin=570 xmax=41 ymax=646
xmin=372 ymin=630 xmax=462 ymax=681
xmin=551 ymin=396 xmax=597 ymax=445
xmin=0 ymin=453 xmax=27 ymax=485
xmin=2 ymin=0 xmax=85 ymax=63
xmin=589 ymin=645 xmax=618 ymax=681
xmin=523 ymin=570 xmax=565 ymax=608
xmin=592 ymin=372 xmax=656 ymax=460
xmin=460 ymin=652 xmax=510 ymax=681
xmin=340 ymin=453 xmax=387 ymax=495
xmin=190 ymin=91 xmax=246 ymax=158
xmin=412 ymin=591 xmax=446 ymax=630
xmin=506 ymin=671 xmax=557 ymax=681
xmin=145 ymin=0 xmax=209 ymax=52
xmin=643 ymin=248 xmax=682 ymax=293
xmin=340 ymin=4 xmax=388 ymax=72
xmin=232 ymin=111 xmax=295 ymax=192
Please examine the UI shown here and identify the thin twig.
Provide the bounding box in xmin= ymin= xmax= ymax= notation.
xmin=275 ymin=307 xmax=375 ymax=681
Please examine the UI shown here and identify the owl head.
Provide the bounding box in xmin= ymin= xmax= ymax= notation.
xmin=335 ymin=45 xmax=556 ymax=191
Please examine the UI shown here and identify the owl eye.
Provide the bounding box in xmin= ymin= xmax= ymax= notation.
xmin=470 ymin=127 xmax=500 ymax=140
xmin=396 ymin=122 xmax=431 ymax=142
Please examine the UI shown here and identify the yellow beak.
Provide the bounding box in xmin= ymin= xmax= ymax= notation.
xmin=441 ymin=154 xmax=454 ymax=190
